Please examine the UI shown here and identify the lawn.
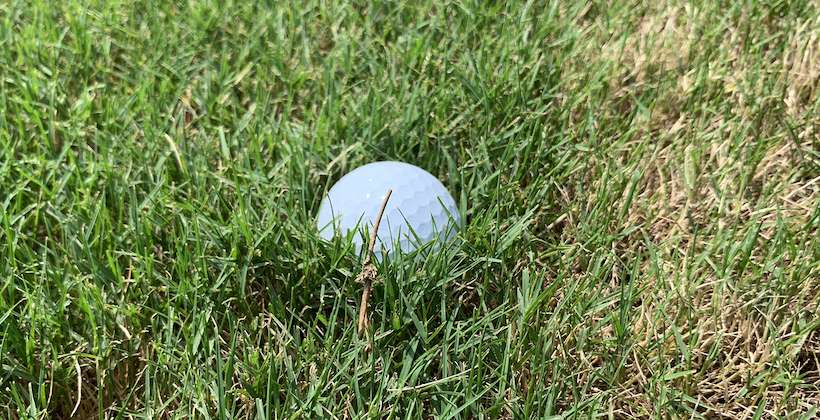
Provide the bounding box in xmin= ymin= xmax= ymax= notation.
xmin=1 ymin=0 xmax=818 ymax=418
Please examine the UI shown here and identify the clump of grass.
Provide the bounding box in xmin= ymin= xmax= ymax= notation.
xmin=1 ymin=0 xmax=817 ymax=418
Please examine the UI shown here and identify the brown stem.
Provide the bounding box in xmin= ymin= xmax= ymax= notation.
xmin=357 ymin=189 xmax=392 ymax=336
xmin=363 ymin=190 xmax=392 ymax=266
xmin=357 ymin=280 xmax=371 ymax=333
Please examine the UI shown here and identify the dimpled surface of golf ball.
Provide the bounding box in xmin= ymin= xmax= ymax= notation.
xmin=316 ymin=161 xmax=460 ymax=257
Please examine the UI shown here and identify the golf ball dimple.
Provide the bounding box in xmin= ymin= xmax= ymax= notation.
xmin=316 ymin=161 xmax=461 ymax=257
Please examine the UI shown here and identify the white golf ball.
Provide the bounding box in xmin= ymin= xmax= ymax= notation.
xmin=316 ymin=161 xmax=461 ymax=257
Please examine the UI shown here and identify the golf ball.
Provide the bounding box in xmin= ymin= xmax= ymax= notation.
xmin=316 ymin=161 xmax=461 ymax=257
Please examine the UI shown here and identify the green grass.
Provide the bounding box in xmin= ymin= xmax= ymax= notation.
xmin=1 ymin=0 xmax=818 ymax=418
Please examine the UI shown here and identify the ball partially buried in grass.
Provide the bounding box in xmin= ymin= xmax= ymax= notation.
xmin=316 ymin=161 xmax=461 ymax=258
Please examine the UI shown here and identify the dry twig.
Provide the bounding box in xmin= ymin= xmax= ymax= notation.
xmin=356 ymin=189 xmax=392 ymax=335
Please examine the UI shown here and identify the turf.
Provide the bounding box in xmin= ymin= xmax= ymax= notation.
xmin=1 ymin=0 xmax=818 ymax=418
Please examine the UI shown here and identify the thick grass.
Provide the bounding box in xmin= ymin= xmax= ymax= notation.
xmin=1 ymin=0 xmax=818 ymax=418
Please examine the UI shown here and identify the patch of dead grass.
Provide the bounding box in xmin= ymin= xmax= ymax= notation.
xmin=551 ymin=2 xmax=820 ymax=417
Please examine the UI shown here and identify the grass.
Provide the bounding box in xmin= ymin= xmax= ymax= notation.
xmin=1 ymin=0 xmax=818 ymax=418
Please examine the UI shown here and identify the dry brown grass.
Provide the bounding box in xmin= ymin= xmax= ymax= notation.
xmin=547 ymin=1 xmax=820 ymax=417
